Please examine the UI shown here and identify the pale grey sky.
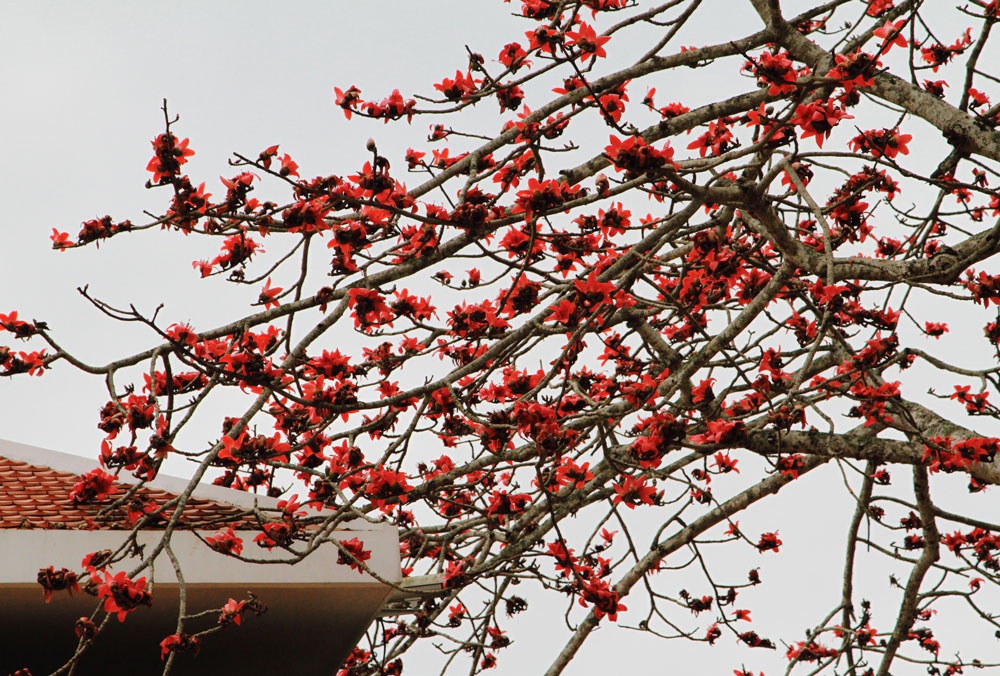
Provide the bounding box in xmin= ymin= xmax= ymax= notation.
xmin=2 ymin=2 xmax=998 ymax=674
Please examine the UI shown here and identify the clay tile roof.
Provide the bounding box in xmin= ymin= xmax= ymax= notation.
xmin=0 ymin=456 xmax=253 ymax=530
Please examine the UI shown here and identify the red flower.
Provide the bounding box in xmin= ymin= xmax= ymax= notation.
xmin=69 ymin=468 xmax=117 ymax=505
xmin=554 ymin=459 xmax=594 ymax=490
xmin=526 ymin=25 xmax=563 ymax=55
xmin=69 ymin=214 xmax=125 ymax=248
xmin=692 ymin=378 xmax=715 ymax=404
xmin=0 ymin=311 xmax=42 ymax=339
xmin=744 ymin=50 xmax=802 ymax=96
xmin=686 ymin=594 xmax=713 ymax=614
xmin=81 ymin=550 xmax=113 ymax=575
xmin=447 ymin=602 xmax=467 ymax=626
xmin=434 ymin=70 xmax=478 ymax=102
xmin=565 ymin=22 xmax=610 ymax=62
xmin=658 ymin=101 xmax=690 ymax=118
xmin=866 ymin=0 xmax=894 ymax=16
xmin=446 ymin=300 xmax=510 ymax=338
xmin=1 ymin=349 xmax=48 ymax=376
xmin=687 ymin=120 xmax=736 ymax=157
xmin=791 ymin=100 xmax=852 ymax=147
xmin=921 ymin=29 xmax=972 ymax=71
xmin=218 ymin=597 xmax=246 ymax=625
xmin=391 ymin=289 xmax=437 ymax=322
xmin=873 ymin=19 xmax=908 ymax=51
xmin=362 ymin=89 xmax=416 ymax=123
xmin=50 ymin=228 xmax=74 ymax=250
xmin=196 ymin=232 xmax=262 ymax=276
xmin=336 ymin=537 xmax=372 ymax=572
xmin=219 ymin=172 xmax=256 ymax=211
xmin=146 ymin=133 xmax=194 ymax=184
xmin=949 ymin=386 xmax=990 ymax=414
xmin=739 ymin=631 xmax=775 ymax=648
xmin=498 ymin=42 xmax=531 ymax=72
xmin=258 ymin=278 xmax=283 ymax=309
xmin=612 ymin=475 xmax=661 ymax=509
xmin=826 ymin=50 xmax=879 ymax=92
xmin=604 ymin=135 xmax=676 ymax=178
xmin=786 ymin=640 xmax=837 ymax=662
xmin=573 ymin=272 xmax=616 ymax=311
xmin=254 ymin=521 xmax=297 ymax=550
xmin=206 ymin=526 xmax=244 ymax=556
xmin=745 ymin=102 xmax=791 ymax=143
xmin=334 ymin=85 xmax=361 ymax=119
xmin=36 ymin=566 xmax=80 ymax=603
xmin=443 ymin=559 xmax=469 ymax=589
xmin=519 ymin=0 xmax=560 ymax=20
xmin=924 ymin=321 xmax=948 ymax=338
xmin=404 ymin=147 xmax=426 ymax=169
xmin=75 ymin=617 xmax=97 ymax=641
xmin=776 ymin=454 xmax=806 ymax=479
xmin=969 ymin=87 xmax=990 ymax=108
xmin=578 ymin=578 xmax=626 ymax=621
xmin=916 ymin=633 xmax=940 ymax=656
xmin=485 ymin=490 xmax=532 ymax=523
xmin=690 ymin=419 xmax=747 ymax=446
xmin=278 ymin=154 xmax=299 ymax=178
xmin=598 ymin=93 xmax=627 ymax=125
xmin=257 ymin=144 xmax=279 ymax=169
xmin=870 ymin=467 xmax=892 ymax=484
xmin=848 ymin=128 xmax=911 ymax=159
xmin=166 ymin=322 xmax=199 ymax=346
xmin=513 ymin=178 xmax=576 ymax=220
xmin=218 ymin=430 xmax=290 ymax=464
xmin=362 ymin=465 xmax=412 ymax=509
xmin=923 ymin=79 xmax=948 ymax=97
xmin=347 ymin=288 xmax=395 ymax=329
xmin=922 ymin=435 xmax=998 ymax=472
xmin=96 ymin=571 xmax=152 ymax=621
xmin=756 ymin=531 xmax=782 ymax=553
xmin=713 ymin=452 xmax=740 ymax=474
xmin=160 ymin=633 xmax=200 ymax=660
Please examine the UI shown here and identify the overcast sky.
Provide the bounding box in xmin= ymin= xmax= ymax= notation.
xmin=2 ymin=2 xmax=998 ymax=674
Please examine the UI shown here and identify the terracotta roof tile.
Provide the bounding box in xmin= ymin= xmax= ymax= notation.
xmin=0 ymin=456 xmax=253 ymax=530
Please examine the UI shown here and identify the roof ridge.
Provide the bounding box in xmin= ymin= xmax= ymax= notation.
xmin=0 ymin=439 xmax=260 ymax=530
xmin=0 ymin=438 xmax=282 ymax=509
xmin=0 ymin=438 xmax=392 ymax=533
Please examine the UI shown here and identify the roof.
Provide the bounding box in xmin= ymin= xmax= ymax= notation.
xmin=0 ymin=454 xmax=249 ymax=529
xmin=0 ymin=439 xmax=402 ymax=675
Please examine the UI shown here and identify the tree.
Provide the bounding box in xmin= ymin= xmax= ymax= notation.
xmin=6 ymin=0 xmax=1000 ymax=673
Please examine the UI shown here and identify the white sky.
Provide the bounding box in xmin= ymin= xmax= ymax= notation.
xmin=2 ymin=2 xmax=999 ymax=674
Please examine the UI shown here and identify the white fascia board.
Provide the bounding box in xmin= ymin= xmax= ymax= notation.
xmin=0 ymin=527 xmax=401 ymax=586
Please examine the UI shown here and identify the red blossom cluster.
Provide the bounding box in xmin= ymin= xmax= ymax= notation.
xmin=15 ymin=1 xmax=1000 ymax=674
xmin=69 ymin=468 xmax=117 ymax=505
xmin=95 ymin=571 xmax=152 ymax=622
